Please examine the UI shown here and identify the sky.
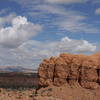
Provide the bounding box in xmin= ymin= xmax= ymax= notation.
xmin=0 ymin=0 xmax=100 ymax=68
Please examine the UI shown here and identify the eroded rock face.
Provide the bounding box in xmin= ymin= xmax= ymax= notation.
xmin=38 ymin=53 xmax=100 ymax=89
xmin=79 ymin=57 xmax=99 ymax=89
xmin=54 ymin=57 xmax=68 ymax=86
xmin=38 ymin=57 xmax=56 ymax=86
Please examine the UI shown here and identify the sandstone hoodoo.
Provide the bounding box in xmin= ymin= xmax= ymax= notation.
xmin=38 ymin=53 xmax=100 ymax=89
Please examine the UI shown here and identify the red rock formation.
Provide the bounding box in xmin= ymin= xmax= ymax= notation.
xmin=91 ymin=53 xmax=100 ymax=84
xmin=38 ymin=57 xmax=57 ymax=86
xmin=80 ymin=56 xmax=99 ymax=89
xmin=38 ymin=53 xmax=100 ymax=89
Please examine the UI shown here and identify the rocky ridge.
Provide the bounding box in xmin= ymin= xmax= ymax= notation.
xmin=38 ymin=53 xmax=100 ymax=89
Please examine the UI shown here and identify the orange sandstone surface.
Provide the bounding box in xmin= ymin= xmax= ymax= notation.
xmin=38 ymin=53 xmax=100 ymax=89
xmin=36 ymin=53 xmax=100 ymax=100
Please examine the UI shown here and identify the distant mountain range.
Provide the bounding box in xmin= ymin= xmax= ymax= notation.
xmin=0 ymin=66 xmax=37 ymax=73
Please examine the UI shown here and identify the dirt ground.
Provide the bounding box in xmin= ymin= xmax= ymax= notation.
xmin=0 ymin=84 xmax=100 ymax=100
xmin=0 ymin=88 xmax=36 ymax=100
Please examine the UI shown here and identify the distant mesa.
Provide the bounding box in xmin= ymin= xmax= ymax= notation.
xmin=0 ymin=66 xmax=37 ymax=73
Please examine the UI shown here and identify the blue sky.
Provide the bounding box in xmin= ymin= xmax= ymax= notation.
xmin=0 ymin=0 xmax=100 ymax=68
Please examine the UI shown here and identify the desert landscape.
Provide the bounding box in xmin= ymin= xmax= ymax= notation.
xmin=0 ymin=0 xmax=100 ymax=100
xmin=0 ymin=53 xmax=100 ymax=100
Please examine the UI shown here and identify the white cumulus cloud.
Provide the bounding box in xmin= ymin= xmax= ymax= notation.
xmin=0 ymin=15 xmax=42 ymax=48
xmin=10 ymin=36 xmax=96 ymax=68
xmin=75 ymin=40 xmax=96 ymax=52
